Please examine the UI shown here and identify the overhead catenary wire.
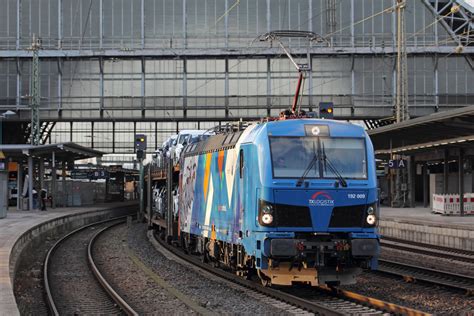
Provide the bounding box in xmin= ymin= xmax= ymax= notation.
xmin=66 ymin=0 xmax=94 ymax=98
xmin=323 ymin=2 xmax=400 ymax=39
xmin=188 ymin=2 xmax=402 ymax=101
xmin=214 ymin=0 xmax=241 ymax=27
xmin=268 ymin=2 xmax=468 ymax=99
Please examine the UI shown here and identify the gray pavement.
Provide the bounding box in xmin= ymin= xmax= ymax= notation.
xmin=0 ymin=203 xmax=133 ymax=316
xmin=381 ymin=206 xmax=474 ymax=230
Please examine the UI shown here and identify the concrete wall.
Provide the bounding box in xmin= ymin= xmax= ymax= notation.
xmin=379 ymin=219 xmax=474 ymax=251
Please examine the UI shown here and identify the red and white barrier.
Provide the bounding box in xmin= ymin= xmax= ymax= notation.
xmin=432 ymin=193 xmax=474 ymax=215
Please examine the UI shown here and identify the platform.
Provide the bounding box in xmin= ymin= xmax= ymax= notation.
xmin=379 ymin=206 xmax=474 ymax=251
xmin=0 ymin=202 xmax=135 ymax=316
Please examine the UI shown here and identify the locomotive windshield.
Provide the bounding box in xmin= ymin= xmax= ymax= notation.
xmin=269 ymin=137 xmax=367 ymax=179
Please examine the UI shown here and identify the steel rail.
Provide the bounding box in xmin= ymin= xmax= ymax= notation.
xmin=377 ymin=259 xmax=474 ymax=295
xmin=151 ymin=232 xmax=427 ymax=315
xmin=43 ymin=216 xmax=132 ymax=316
xmin=320 ymin=286 xmax=431 ymax=316
xmin=151 ymin=232 xmax=340 ymax=315
xmin=88 ymin=222 xmax=139 ymax=316
xmin=381 ymin=237 xmax=474 ymax=264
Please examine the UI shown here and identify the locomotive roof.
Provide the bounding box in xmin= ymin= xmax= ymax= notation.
xmin=182 ymin=130 xmax=244 ymax=157
xmin=182 ymin=119 xmax=366 ymax=157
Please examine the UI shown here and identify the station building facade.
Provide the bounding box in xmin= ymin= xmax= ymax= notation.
xmin=0 ymin=0 xmax=472 ymax=157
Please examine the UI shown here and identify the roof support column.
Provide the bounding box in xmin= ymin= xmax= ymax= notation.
xmin=183 ymin=58 xmax=187 ymax=119
xmin=61 ymin=161 xmax=66 ymax=207
xmin=351 ymin=55 xmax=355 ymax=116
xmin=16 ymin=162 xmax=22 ymax=210
xmin=39 ymin=157 xmax=44 ymax=191
xmin=183 ymin=0 xmax=187 ymax=48
xmin=91 ymin=121 xmax=94 ymax=149
xmin=350 ymin=0 xmax=354 ymax=48
xmin=266 ymin=57 xmax=271 ymax=117
xmin=16 ymin=58 xmax=20 ymax=107
xmin=147 ymin=163 xmax=152 ymax=223
xmin=434 ymin=55 xmax=439 ymax=112
xmin=141 ymin=0 xmax=145 ymax=49
xmin=266 ymin=0 xmax=271 ymax=32
xmin=141 ymin=57 xmax=145 ymax=118
xmin=51 ymin=151 xmax=56 ymax=208
xmin=112 ymin=121 xmax=116 ymax=153
xmin=57 ymin=58 xmax=62 ymax=115
xmin=28 ymin=155 xmax=33 ymax=210
xmin=58 ymin=0 xmax=62 ymax=48
xmin=154 ymin=121 xmax=158 ymax=150
xmin=443 ymin=149 xmax=449 ymax=194
xmin=225 ymin=58 xmax=229 ymax=118
xmin=459 ymin=148 xmax=464 ymax=216
xmin=16 ymin=0 xmax=20 ymax=49
xmin=422 ymin=163 xmax=428 ymax=208
xmin=408 ymin=155 xmax=415 ymax=208
xmin=99 ymin=57 xmax=104 ymax=118
xmin=225 ymin=0 xmax=229 ymax=49
xmin=99 ymin=0 xmax=103 ymax=49
xmin=133 ymin=122 xmax=137 ymax=153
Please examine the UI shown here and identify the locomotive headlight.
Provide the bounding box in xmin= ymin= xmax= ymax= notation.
xmin=261 ymin=213 xmax=274 ymax=225
xmin=367 ymin=206 xmax=375 ymax=215
xmin=366 ymin=214 xmax=376 ymax=225
xmin=259 ymin=200 xmax=275 ymax=226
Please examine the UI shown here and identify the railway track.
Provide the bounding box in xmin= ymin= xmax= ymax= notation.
xmin=150 ymin=232 xmax=427 ymax=315
xmin=381 ymin=237 xmax=474 ymax=264
xmin=44 ymin=217 xmax=138 ymax=316
xmin=377 ymin=259 xmax=474 ymax=295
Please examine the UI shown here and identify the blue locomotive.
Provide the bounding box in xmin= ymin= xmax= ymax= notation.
xmin=177 ymin=118 xmax=379 ymax=286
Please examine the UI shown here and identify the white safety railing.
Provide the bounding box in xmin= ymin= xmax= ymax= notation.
xmin=432 ymin=193 xmax=474 ymax=215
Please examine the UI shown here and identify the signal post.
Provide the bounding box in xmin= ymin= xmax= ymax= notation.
xmin=135 ymin=134 xmax=147 ymax=221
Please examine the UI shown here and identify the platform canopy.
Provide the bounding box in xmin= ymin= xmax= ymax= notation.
xmin=0 ymin=142 xmax=104 ymax=162
xmin=368 ymin=105 xmax=474 ymax=155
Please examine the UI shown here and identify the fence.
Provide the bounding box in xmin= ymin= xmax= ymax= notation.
xmin=45 ymin=180 xmax=106 ymax=207
xmin=432 ymin=193 xmax=474 ymax=215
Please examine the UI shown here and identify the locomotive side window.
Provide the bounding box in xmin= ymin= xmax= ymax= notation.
xmin=239 ymin=149 xmax=244 ymax=178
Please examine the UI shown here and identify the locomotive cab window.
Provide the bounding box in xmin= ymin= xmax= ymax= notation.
xmin=269 ymin=136 xmax=367 ymax=179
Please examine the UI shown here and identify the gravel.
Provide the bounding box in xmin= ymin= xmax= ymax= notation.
xmin=48 ymin=223 xmax=124 ymax=315
xmin=13 ymin=235 xmax=56 ymax=316
xmin=343 ymin=272 xmax=474 ymax=314
xmin=18 ymin=218 xmax=470 ymax=315
xmin=127 ymin=222 xmax=290 ymax=315
xmin=381 ymin=247 xmax=474 ymax=278
xmin=93 ymin=224 xmax=197 ymax=315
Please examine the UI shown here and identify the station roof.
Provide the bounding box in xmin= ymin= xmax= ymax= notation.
xmin=368 ymin=105 xmax=474 ymax=155
xmin=0 ymin=142 xmax=104 ymax=162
